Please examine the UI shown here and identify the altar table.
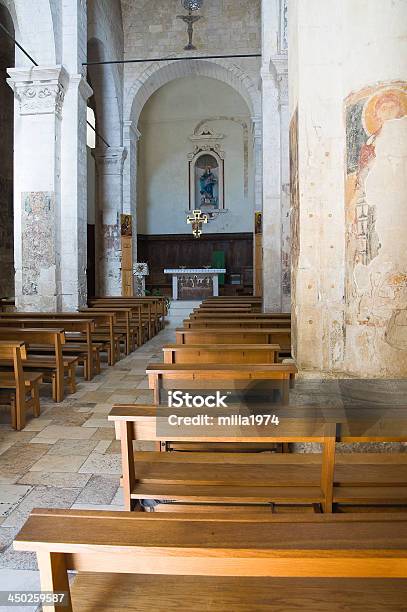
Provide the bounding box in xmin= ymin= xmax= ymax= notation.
xmin=164 ymin=268 xmax=226 ymax=300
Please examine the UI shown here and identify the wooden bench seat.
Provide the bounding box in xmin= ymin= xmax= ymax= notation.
xmin=68 ymin=574 xmax=407 ymax=611
xmin=13 ymin=509 xmax=407 ymax=611
xmin=0 ymin=341 xmax=42 ymax=430
xmin=176 ymin=328 xmax=292 ymax=351
xmin=163 ymin=344 xmax=280 ymax=364
xmin=146 ymin=363 xmax=297 ymax=404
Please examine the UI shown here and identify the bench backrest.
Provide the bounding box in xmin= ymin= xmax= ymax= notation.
xmin=176 ymin=328 xmax=291 ymax=350
xmin=0 ymin=341 xmax=26 ymax=402
xmin=162 ymin=344 xmax=280 ymax=364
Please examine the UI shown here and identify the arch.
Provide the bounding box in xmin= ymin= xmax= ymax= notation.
xmin=87 ymin=37 xmax=121 ymax=145
xmin=0 ymin=0 xmax=56 ymax=66
xmin=127 ymin=59 xmax=261 ymax=126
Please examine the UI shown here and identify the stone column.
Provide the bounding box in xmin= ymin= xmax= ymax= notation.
xmin=60 ymin=0 xmax=93 ymax=310
xmin=289 ymin=0 xmax=407 ymax=377
xmin=60 ymin=75 xmax=93 ymax=310
xmin=123 ymin=120 xmax=141 ymax=274
xmin=94 ymin=146 xmax=127 ymax=296
xmin=7 ymin=66 xmax=68 ymax=311
xmin=261 ymin=57 xmax=289 ymax=312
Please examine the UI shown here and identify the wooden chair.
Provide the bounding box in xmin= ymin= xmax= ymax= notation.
xmin=0 ymin=341 xmax=42 ymax=430
xmin=14 ymin=509 xmax=407 ymax=611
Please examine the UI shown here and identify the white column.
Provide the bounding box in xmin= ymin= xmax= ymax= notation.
xmin=213 ymin=274 xmax=219 ymax=297
xmin=94 ymin=146 xmax=127 ymax=295
xmin=60 ymin=75 xmax=92 ymax=309
xmin=60 ymin=0 xmax=92 ymax=310
xmin=172 ymin=275 xmax=178 ymax=300
xmin=8 ymin=66 xmax=68 ymax=311
xmin=261 ymin=66 xmax=282 ymax=312
xmin=123 ymin=120 xmax=141 ymax=271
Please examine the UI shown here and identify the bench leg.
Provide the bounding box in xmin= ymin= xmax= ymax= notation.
xmin=15 ymin=395 xmax=26 ymax=431
xmin=51 ymin=374 xmax=57 ymax=403
xmin=68 ymin=365 xmax=76 ymax=394
xmin=31 ymin=383 xmax=41 ymax=418
xmin=37 ymin=551 xmax=72 ymax=612
xmin=10 ymin=395 xmax=17 ymax=430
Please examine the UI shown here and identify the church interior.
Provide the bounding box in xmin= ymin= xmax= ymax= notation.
xmin=0 ymin=0 xmax=407 ymax=609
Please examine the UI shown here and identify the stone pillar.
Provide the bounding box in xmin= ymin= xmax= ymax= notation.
xmin=60 ymin=0 xmax=93 ymax=310
xmin=94 ymin=146 xmax=127 ymax=296
xmin=7 ymin=66 xmax=68 ymax=311
xmin=289 ymin=0 xmax=407 ymax=377
xmin=261 ymin=0 xmax=289 ymax=313
xmin=123 ymin=120 xmax=141 ymax=275
xmin=261 ymin=56 xmax=288 ymax=312
xmin=60 ymin=75 xmax=93 ymax=309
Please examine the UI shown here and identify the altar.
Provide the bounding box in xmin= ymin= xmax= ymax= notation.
xmin=164 ymin=268 xmax=226 ymax=300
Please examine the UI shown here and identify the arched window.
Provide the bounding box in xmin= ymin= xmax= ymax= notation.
xmin=87 ymin=107 xmax=96 ymax=149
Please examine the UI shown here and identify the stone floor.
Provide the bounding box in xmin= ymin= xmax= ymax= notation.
xmin=0 ymin=325 xmax=175 ymax=610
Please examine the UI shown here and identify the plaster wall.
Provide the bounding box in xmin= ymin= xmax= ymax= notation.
xmin=138 ymin=76 xmax=253 ymax=235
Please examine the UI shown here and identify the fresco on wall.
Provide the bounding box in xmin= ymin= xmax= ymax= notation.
xmin=345 ymin=82 xmax=407 ymax=372
xmin=22 ymin=192 xmax=55 ymax=296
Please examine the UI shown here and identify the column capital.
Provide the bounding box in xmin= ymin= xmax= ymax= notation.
xmin=269 ymin=54 xmax=288 ymax=108
xmin=123 ymin=119 xmax=141 ymax=142
xmin=7 ymin=65 xmax=69 ymax=118
xmin=93 ymin=146 xmax=128 ymax=174
xmin=68 ymin=74 xmax=93 ymax=101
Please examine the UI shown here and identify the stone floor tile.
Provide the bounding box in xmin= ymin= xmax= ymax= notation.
xmin=0 ymin=485 xmax=32 ymax=504
xmin=78 ymin=452 xmax=121 ymax=475
xmin=22 ymin=420 xmax=53 ymax=432
xmin=32 ymin=426 xmax=97 ymax=441
xmin=2 ymin=486 xmax=81 ymax=529
xmin=17 ymin=472 xmax=92 ymax=489
xmin=46 ymin=439 xmax=99 ymax=456
xmin=0 ymin=445 xmax=51 ymax=476
xmin=105 ymin=440 xmax=121 ymax=454
xmin=90 ymin=428 xmax=116 ymax=441
xmin=74 ymin=474 xmax=119 ymax=505
xmin=110 ymin=487 xmax=124 ymax=506
xmin=94 ymin=440 xmax=111 ymax=454
xmin=29 ymin=454 xmax=86 ymax=473
xmin=0 ymin=569 xmax=40 ymax=611
xmin=82 ymin=418 xmax=113 ymax=429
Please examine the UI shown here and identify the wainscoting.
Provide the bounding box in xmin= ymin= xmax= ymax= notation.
xmin=138 ymin=233 xmax=253 ymax=296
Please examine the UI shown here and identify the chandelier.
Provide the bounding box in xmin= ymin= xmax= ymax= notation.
xmin=177 ymin=0 xmax=203 ymax=50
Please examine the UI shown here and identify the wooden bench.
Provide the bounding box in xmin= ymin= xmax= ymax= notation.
xmin=191 ymin=312 xmax=291 ymax=320
xmin=89 ymin=298 xmax=164 ymax=338
xmin=183 ymin=319 xmax=290 ymax=329
xmin=110 ymin=405 xmax=333 ymax=512
xmin=111 ymin=404 xmax=407 ymax=513
xmin=146 ymin=363 xmax=297 ymax=405
xmin=0 ymin=328 xmax=75 ymax=402
xmin=0 ymin=341 xmax=42 ymax=430
xmin=81 ymin=306 xmax=144 ymax=351
xmin=163 ymin=344 xmax=280 ymax=364
xmin=176 ymin=328 xmax=291 ymax=351
xmin=0 ymin=318 xmax=99 ymax=380
xmin=14 ymin=509 xmax=407 ymax=612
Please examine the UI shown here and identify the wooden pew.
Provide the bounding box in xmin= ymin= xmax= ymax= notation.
xmin=0 ymin=328 xmax=74 ymax=402
xmin=89 ymin=298 xmax=164 ymax=337
xmin=14 ymin=509 xmax=407 ymax=612
xmin=163 ymin=344 xmax=280 ymax=364
xmin=86 ymin=302 xmax=149 ymax=345
xmin=0 ymin=318 xmax=98 ymax=380
xmin=176 ymin=328 xmax=291 ymax=351
xmin=183 ymin=319 xmax=290 ymax=329
xmin=80 ymin=307 xmax=140 ymax=354
xmin=111 ymin=404 xmax=407 ymax=513
xmin=0 ymin=341 xmax=42 ymax=430
xmin=191 ymin=312 xmax=291 ymax=320
xmin=146 ymin=363 xmax=297 ymax=405
xmin=110 ymin=405 xmax=333 ymax=512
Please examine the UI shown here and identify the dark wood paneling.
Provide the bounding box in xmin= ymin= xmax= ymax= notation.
xmin=138 ymin=233 xmax=253 ymax=295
